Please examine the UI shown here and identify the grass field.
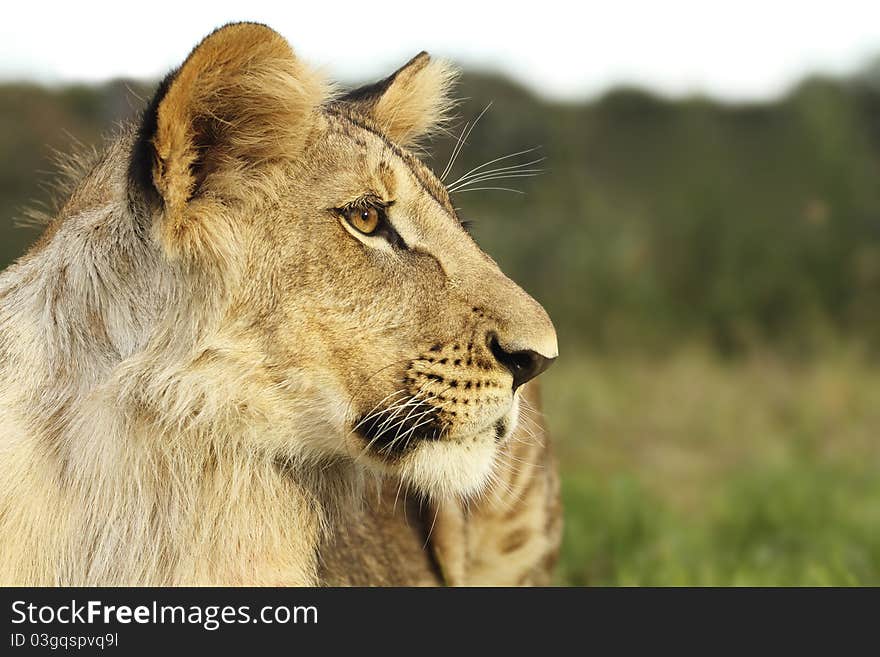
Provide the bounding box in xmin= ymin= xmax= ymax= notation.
xmin=546 ymin=345 xmax=880 ymax=585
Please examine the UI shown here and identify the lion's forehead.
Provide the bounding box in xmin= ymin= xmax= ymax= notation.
xmin=321 ymin=106 xmax=458 ymax=218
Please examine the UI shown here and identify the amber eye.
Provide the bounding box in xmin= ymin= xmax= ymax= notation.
xmin=345 ymin=206 xmax=381 ymax=235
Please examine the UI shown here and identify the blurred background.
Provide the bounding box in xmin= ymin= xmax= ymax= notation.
xmin=3 ymin=2 xmax=880 ymax=584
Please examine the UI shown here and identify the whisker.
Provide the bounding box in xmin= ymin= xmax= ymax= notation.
xmin=381 ymin=410 xmax=438 ymax=455
xmin=511 ymin=417 xmax=540 ymax=436
xmin=448 ymin=171 xmax=543 ymax=192
xmin=453 ymin=186 xmax=525 ymax=195
xmin=382 ymin=377 xmax=456 ymax=450
xmin=352 ymin=392 xmax=429 ymax=462
xmin=439 ymin=102 xmax=492 ymax=182
xmin=372 ymin=393 xmax=426 ymax=438
xmin=349 ymin=389 xmax=409 ymax=434
xmin=439 ymin=120 xmax=470 ymax=183
xmin=448 ymin=168 xmax=544 ymax=191
xmin=392 ymin=476 xmax=406 ymax=514
xmin=481 ymin=464 xmax=520 ymax=502
xmin=505 ymin=453 xmax=542 ymax=469
xmin=378 ymin=404 xmax=438 ymax=454
xmin=423 ymin=503 xmax=442 ymax=549
xmin=447 ymin=156 xmax=546 ymax=189
xmin=445 ymin=146 xmax=541 ymax=187
xmin=453 ymin=167 xmax=544 ymax=182
xmin=356 ymin=380 xmax=447 ymax=459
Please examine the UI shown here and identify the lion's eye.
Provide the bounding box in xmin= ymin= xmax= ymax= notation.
xmin=345 ymin=206 xmax=381 ymax=235
xmin=336 ymin=200 xmax=406 ymax=249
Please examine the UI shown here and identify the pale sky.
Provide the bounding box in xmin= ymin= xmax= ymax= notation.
xmin=3 ymin=1 xmax=880 ymax=102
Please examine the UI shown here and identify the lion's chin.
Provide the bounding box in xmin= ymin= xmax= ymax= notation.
xmin=397 ymin=431 xmax=499 ymax=500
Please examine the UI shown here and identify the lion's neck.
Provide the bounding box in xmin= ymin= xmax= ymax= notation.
xmin=0 ymin=215 xmax=347 ymax=586
xmin=0 ymin=370 xmax=337 ymax=584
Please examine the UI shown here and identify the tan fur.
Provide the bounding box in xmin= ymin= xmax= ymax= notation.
xmin=150 ymin=24 xmax=329 ymax=260
xmin=0 ymin=23 xmax=559 ymax=586
xmin=366 ymin=52 xmax=458 ymax=148
xmin=434 ymin=382 xmax=563 ymax=586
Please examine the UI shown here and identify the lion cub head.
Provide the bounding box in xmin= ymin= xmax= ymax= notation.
xmin=129 ymin=23 xmax=557 ymax=499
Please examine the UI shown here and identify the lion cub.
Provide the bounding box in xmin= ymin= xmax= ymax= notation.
xmin=0 ymin=23 xmax=560 ymax=585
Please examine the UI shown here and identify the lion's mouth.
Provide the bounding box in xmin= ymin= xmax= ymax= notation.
xmin=354 ymin=395 xmax=515 ymax=461
xmin=354 ymin=398 xmax=445 ymax=456
xmin=493 ymin=418 xmax=508 ymax=442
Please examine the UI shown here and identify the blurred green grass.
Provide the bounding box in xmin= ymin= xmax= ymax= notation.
xmin=548 ymin=348 xmax=880 ymax=585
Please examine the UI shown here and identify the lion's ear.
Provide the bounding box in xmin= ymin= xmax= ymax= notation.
xmin=342 ymin=52 xmax=458 ymax=148
xmin=130 ymin=22 xmax=327 ymax=257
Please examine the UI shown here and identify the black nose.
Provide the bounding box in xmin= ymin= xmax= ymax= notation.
xmin=489 ymin=335 xmax=556 ymax=390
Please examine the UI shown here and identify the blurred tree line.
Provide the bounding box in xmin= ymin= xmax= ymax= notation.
xmin=2 ymin=64 xmax=880 ymax=357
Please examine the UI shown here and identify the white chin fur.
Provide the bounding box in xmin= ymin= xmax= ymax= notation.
xmin=399 ymin=433 xmax=497 ymax=500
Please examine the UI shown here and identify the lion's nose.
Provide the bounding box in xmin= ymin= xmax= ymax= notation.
xmin=488 ymin=335 xmax=556 ymax=390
